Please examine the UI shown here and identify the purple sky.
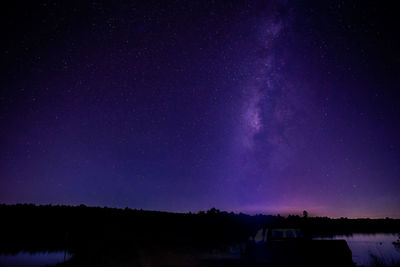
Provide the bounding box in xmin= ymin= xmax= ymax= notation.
xmin=1 ymin=1 xmax=399 ymax=218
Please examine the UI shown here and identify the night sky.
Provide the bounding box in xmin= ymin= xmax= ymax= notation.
xmin=1 ymin=1 xmax=399 ymax=218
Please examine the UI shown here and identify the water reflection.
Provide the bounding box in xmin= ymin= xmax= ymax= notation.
xmin=315 ymin=233 xmax=400 ymax=266
xmin=0 ymin=251 xmax=71 ymax=267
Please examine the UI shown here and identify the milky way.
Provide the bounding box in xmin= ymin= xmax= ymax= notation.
xmin=1 ymin=1 xmax=399 ymax=218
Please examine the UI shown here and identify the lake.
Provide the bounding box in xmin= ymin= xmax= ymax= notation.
xmin=314 ymin=233 xmax=400 ymax=266
xmin=0 ymin=251 xmax=71 ymax=267
xmin=0 ymin=235 xmax=399 ymax=267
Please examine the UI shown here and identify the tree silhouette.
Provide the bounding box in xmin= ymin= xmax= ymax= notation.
xmin=303 ymin=210 xmax=308 ymax=219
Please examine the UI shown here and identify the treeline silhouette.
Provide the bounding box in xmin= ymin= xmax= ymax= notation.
xmin=0 ymin=203 xmax=399 ymax=255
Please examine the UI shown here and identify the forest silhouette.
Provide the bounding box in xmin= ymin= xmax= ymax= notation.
xmin=1 ymin=204 xmax=399 ymax=266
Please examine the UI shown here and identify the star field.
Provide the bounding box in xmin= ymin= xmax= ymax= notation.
xmin=0 ymin=0 xmax=399 ymax=218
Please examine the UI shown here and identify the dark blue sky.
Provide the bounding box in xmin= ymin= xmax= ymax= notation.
xmin=1 ymin=0 xmax=399 ymax=218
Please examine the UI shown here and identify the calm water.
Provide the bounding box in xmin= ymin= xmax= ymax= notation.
xmin=315 ymin=233 xmax=400 ymax=266
xmin=0 ymin=251 xmax=71 ymax=267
